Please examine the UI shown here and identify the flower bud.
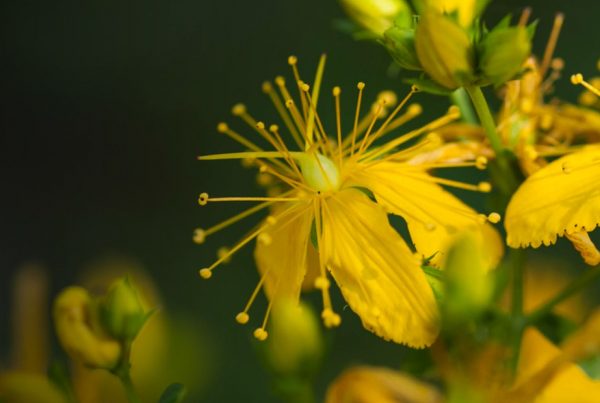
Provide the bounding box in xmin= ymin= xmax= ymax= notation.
xmin=53 ymin=287 xmax=121 ymax=369
xmin=263 ymin=300 xmax=323 ymax=376
xmin=383 ymin=26 xmax=422 ymax=71
xmin=339 ymin=0 xmax=412 ymax=37
xmin=479 ymin=26 xmax=532 ymax=87
xmin=415 ymin=11 xmax=475 ymax=89
xmin=99 ymin=276 xmax=151 ymax=342
xmin=414 ymin=0 xmax=489 ymax=28
xmin=442 ymin=232 xmax=493 ymax=327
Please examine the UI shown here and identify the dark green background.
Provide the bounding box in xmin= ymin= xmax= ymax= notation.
xmin=2 ymin=0 xmax=598 ymax=402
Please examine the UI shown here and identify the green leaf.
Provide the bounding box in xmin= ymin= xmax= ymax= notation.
xmin=158 ymin=383 xmax=187 ymax=403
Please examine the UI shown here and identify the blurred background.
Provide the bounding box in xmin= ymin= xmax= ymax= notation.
xmin=2 ymin=0 xmax=599 ymax=401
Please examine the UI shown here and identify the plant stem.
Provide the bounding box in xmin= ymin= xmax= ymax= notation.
xmin=112 ymin=341 xmax=141 ymax=403
xmin=508 ymin=248 xmax=526 ymax=372
xmin=528 ymin=264 xmax=600 ymax=324
xmin=451 ymin=88 xmax=478 ymax=124
xmin=464 ymin=85 xmax=518 ymax=197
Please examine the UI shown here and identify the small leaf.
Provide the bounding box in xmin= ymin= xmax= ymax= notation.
xmin=158 ymin=383 xmax=187 ymax=403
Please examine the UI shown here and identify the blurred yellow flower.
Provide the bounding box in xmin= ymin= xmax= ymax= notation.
xmin=0 ymin=373 xmax=67 ymax=403
xmin=505 ymin=145 xmax=600 ymax=265
xmin=196 ymin=55 xmax=500 ymax=347
xmin=339 ymin=0 xmax=411 ymax=36
xmin=325 ymin=365 xmax=443 ymax=403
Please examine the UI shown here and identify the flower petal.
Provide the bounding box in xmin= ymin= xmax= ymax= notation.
xmin=321 ymin=189 xmax=439 ymax=347
xmin=351 ymin=161 xmax=501 ymax=268
xmin=254 ymin=202 xmax=315 ymax=302
xmin=505 ymin=145 xmax=600 ymax=248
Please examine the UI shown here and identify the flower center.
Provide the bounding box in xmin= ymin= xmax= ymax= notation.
xmin=298 ymin=153 xmax=341 ymax=192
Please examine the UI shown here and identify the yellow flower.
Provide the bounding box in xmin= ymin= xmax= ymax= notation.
xmin=505 ymin=145 xmax=600 ymax=265
xmin=416 ymin=0 xmax=483 ymax=28
xmin=196 ymin=55 xmax=500 ymax=347
xmin=325 ymin=365 xmax=443 ymax=403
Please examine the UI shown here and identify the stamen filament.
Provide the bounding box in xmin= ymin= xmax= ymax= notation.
xmin=539 ymin=13 xmax=564 ymax=78
xmin=333 ymin=86 xmax=343 ymax=167
xmin=262 ymin=81 xmax=304 ymax=148
xmin=305 ymin=54 xmax=327 ymax=145
xmin=351 ymin=82 xmax=366 ymax=157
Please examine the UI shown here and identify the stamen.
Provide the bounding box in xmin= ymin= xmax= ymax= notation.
xmin=285 ymin=99 xmax=307 ymax=139
xmin=217 ymin=122 xmax=262 ymax=152
xmin=193 ymin=228 xmax=206 ymax=244
xmin=518 ymin=7 xmax=532 ymax=26
xmin=571 ymin=74 xmax=600 ymax=97
xmin=305 ymin=54 xmax=327 ymax=145
xmin=314 ymin=199 xmax=341 ymax=328
xmin=262 ymin=81 xmax=304 ymax=148
xmin=254 ymin=299 xmax=273 ymax=341
xmin=288 ymin=55 xmax=309 ymax=120
xmin=300 ymin=82 xmax=331 ymax=155
xmin=540 ymin=13 xmax=564 ymax=78
xmin=351 ymin=82 xmax=366 ymax=156
xmin=333 ymin=86 xmax=343 ymax=167
xmin=236 ymin=270 xmax=270 ymax=325
xmin=487 ymin=212 xmax=502 ymax=224
xmin=357 ymin=99 xmax=386 ymax=155
xmin=217 ymin=247 xmax=232 ymax=263
xmin=200 ymin=196 xmax=303 ymax=203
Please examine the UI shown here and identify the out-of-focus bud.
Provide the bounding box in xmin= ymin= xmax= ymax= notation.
xmin=99 ymin=276 xmax=151 ymax=342
xmin=415 ymin=11 xmax=475 ymax=89
xmin=442 ymin=232 xmax=493 ymax=327
xmin=383 ymin=26 xmax=422 ymax=70
xmin=264 ymin=300 xmax=323 ymax=376
xmin=53 ymin=287 xmax=121 ymax=369
xmin=339 ymin=0 xmax=412 ymax=37
xmin=414 ymin=0 xmax=489 ymax=28
xmin=0 ymin=372 xmax=67 ymax=403
xmin=325 ymin=366 xmax=443 ymax=403
xmin=479 ymin=26 xmax=532 ymax=87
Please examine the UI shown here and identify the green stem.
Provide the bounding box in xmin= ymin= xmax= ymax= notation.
xmin=528 ymin=264 xmax=600 ymax=324
xmin=508 ymin=249 xmax=526 ymax=372
xmin=464 ymin=85 xmax=519 ymax=197
xmin=112 ymin=342 xmax=141 ymax=403
xmin=451 ymin=88 xmax=478 ymax=124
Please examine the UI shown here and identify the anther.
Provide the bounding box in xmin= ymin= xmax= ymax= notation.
xmin=269 ymin=124 xmax=279 ymax=132
xmin=487 ymin=212 xmax=501 ymax=224
xmin=407 ymin=103 xmax=422 ymax=115
xmin=332 ymin=86 xmax=341 ymax=96
xmin=199 ymin=268 xmax=212 ymax=279
xmin=253 ymin=328 xmax=269 ymax=341
xmin=266 ymin=216 xmax=277 ymax=225
xmin=259 ymin=165 xmax=268 ymax=173
xmin=322 ymin=309 xmax=341 ymax=328
xmin=478 ymin=182 xmax=492 ymax=192
xmin=275 ymin=76 xmax=285 ymax=86
xmin=217 ymin=247 xmax=232 ymax=263
xmin=475 ymin=156 xmax=488 ymax=170
xmin=540 ymin=114 xmax=553 ymax=130
xmin=447 ymin=105 xmax=460 ymax=115
xmin=301 ymin=82 xmax=310 ymax=92
xmin=288 ymin=55 xmax=298 ymax=65
xmin=256 ymin=172 xmax=273 ymax=186
xmin=314 ymin=276 xmax=330 ymax=290
xmin=571 ymin=74 xmax=584 ymax=85
xmin=262 ymin=81 xmax=272 ymax=93
xmin=357 ymin=82 xmax=365 ymax=90
xmin=256 ymin=121 xmax=265 ymax=130
xmin=235 ymin=312 xmax=250 ymax=325
xmin=258 ymin=232 xmax=272 ymax=245
xmin=377 ymin=91 xmax=397 ymax=106
xmin=231 ymin=103 xmax=246 ymax=116
xmin=285 ymin=99 xmax=294 ymax=108
xmin=551 ymin=58 xmax=564 ymax=71
xmin=193 ymin=228 xmax=206 ymax=244
xmin=198 ymin=192 xmax=209 ymax=206
xmin=217 ymin=122 xmax=229 ymax=133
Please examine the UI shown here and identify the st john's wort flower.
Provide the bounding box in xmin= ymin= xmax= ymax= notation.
xmin=195 ymin=55 xmax=500 ymax=347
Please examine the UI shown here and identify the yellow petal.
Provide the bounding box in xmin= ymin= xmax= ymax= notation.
xmin=505 ymin=145 xmax=600 ymax=249
xmin=325 ymin=366 xmax=443 ymax=403
xmin=508 ymin=328 xmax=600 ymax=403
xmin=254 ymin=202 xmax=315 ymax=302
xmin=351 ymin=161 xmax=502 ymax=268
xmin=320 ymin=189 xmax=439 ymax=347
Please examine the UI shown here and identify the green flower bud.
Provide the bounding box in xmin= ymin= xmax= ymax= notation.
xmin=415 ymin=11 xmax=475 ymax=89
xmin=264 ymin=300 xmax=323 ymax=376
xmin=383 ymin=26 xmax=422 ymax=70
xmin=479 ymin=26 xmax=532 ymax=87
xmin=339 ymin=0 xmax=412 ymax=37
xmin=99 ymin=276 xmax=151 ymax=342
xmin=442 ymin=232 xmax=493 ymax=328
